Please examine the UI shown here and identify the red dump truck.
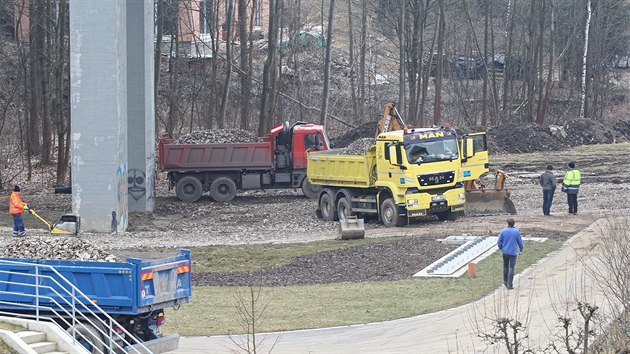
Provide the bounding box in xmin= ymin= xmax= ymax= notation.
xmin=158 ymin=122 xmax=330 ymax=202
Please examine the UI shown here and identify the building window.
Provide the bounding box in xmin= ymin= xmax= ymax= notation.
xmin=199 ymin=0 xmax=214 ymax=34
xmin=253 ymin=0 xmax=261 ymax=27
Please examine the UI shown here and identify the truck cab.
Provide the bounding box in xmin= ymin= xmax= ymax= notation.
xmin=270 ymin=122 xmax=330 ymax=171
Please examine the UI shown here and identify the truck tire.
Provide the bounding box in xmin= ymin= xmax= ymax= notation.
xmin=319 ymin=191 xmax=338 ymax=221
xmin=337 ymin=197 xmax=352 ymax=220
xmin=301 ymin=178 xmax=321 ymax=200
xmin=176 ymin=176 xmax=203 ymax=203
xmin=210 ymin=177 xmax=237 ymax=202
xmin=380 ymin=198 xmax=406 ymax=227
xmin=437 ymin=210 xmax=459 ymax=221
xmin=66 ymin=323 xmax=105 ymax=354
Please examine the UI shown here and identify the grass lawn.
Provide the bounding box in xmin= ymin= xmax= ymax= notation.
xmin=163 ymin=239 xmax=561 ymax=336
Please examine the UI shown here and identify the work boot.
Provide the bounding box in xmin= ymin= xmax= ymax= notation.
xmin=16 ymin=231 xmax=26 ymax=237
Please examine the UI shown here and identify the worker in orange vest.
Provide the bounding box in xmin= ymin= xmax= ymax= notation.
xmin=9 ymin=185 xmax=29 ymax=237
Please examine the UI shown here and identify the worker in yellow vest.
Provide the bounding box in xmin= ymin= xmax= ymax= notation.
xmin=561 ymin=161 xmax=581 ymax=215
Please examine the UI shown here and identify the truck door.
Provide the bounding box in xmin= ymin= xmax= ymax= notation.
xmin=460 ymin=132 xmax=489 ymax=181
xmin=293 ymin=132 xmax=323 ymax=169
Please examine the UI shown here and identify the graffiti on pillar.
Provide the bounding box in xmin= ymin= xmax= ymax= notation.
xmin=146 ymin=152 xmax=155 ymax=201
xmin=128 ymin=168 xmax=146 ymax=201
xmin=116 ymin=163 xmax=128 ymax=230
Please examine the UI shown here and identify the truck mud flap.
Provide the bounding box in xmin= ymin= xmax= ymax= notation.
xmin=125 ymin=333 xmax=179 ymax=354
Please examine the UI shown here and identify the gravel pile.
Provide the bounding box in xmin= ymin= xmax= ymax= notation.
xmin=173 ymin=129 xmax=261 ymax=144
xmin=1 ymin=236 xmax=120 ymax=262
xmin=331 ymin=118 xmax=630 ymax=154
xmin=337 ymin=138 xmax=375 ymax=155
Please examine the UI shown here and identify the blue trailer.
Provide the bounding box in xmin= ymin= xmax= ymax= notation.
xmin=0 ymin=249 xmax=192 ymax=353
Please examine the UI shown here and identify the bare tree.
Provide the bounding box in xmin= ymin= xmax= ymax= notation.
xmin=228 ymin=286 xmax=278 ymax=354
xmin=432 ymin=0 xmax=445 ymax=125
xmin=579 ymin=0 xmax=592 ymax=118
xmin=219 ymin=0 xmax=235 ymax=128
xmin=319 ymin=0 xmax=335 ymax=130
xmin=259 ymin=0 xmax=282 ymax=136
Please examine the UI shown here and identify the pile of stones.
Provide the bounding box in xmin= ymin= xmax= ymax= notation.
xmin=173 ymin=129 xmax=261 ymax=144
xmin=337 ymin=138 xmax=375 ymax=155
xmin=1 ymin=236 xmax=120 ymax=262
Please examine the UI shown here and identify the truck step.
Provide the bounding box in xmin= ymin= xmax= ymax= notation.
xmin=29 ymin=341 xmax=58 ymax=354
xmin=17 ymin=330 xmax=47 ymax=344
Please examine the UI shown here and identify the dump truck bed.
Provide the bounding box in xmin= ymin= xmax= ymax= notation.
xmin=307 ymin=149 xmax=376 ymax=188
xmin=159 ymin=137 xmax=273 ymax=172
xmin=0 ymin=249 xmax=192 ymax=315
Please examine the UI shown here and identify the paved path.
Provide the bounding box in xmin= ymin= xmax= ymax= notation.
xmin=173 ymin=218 xmax=623 ymax=354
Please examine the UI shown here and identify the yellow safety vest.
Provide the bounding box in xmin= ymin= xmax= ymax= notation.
xmin=562 ymin=169 xmax=581 ymax=193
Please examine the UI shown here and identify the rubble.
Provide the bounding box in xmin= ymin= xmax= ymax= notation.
xmin=173 ymin=129 xmax=261 ymax=144
xmin=1 ymin=236 xmax=120 ymax=262
xmin=337 ymin=138 xmax=375 ymax=155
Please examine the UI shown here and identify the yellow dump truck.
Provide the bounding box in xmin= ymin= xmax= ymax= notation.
xmin=307 ymin=127 xmax=488 ymax=227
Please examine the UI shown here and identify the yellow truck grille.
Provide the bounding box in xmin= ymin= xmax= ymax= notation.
xmin=417 ymin=171 xmax=455 ymax=186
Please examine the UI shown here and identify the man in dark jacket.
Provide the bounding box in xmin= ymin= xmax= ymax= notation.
xmin=497 ymin=218 xmax=524 ymax=290
xmin=539 ymin=164 xmax=556 ymax=216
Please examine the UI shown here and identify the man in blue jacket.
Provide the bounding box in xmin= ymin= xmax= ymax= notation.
xmin=497 ymin=218 xmax=524 ymax=290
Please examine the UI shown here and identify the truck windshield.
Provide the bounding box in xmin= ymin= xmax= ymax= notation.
xmin=405 ymin=138 xmax=458 ymax=163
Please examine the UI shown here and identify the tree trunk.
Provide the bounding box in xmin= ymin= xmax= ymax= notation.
xmin=218 ymin=0 xmax=234 ymax=128
xmin=238 ymin=0 xmax=251 ymax=129
xmin=55 ymin=0 xmax=69 ymax=186
xmin=259 ymin=0 xmax=281 ymax=135
xmin=347 ymin=0 xmax=357 ymax=120
xmin=358 ymin=1 xmax=367 ymax=119
xmin=398 ymin=0 xmax=405 ymax=111
xmin=433 ymin=0 xmax=445 ymax=125
xmin=502 ymin=0 xmax=516 ymax=116
xmin=540 ymin=0 xmax=555 ymax=124
xmin=320 ymin=0 xmax=336 ymax=131
xmin=580 ymin=0 xmax=592 ymax=118
xmin=154 ymin=0 xmax=164 ymax=121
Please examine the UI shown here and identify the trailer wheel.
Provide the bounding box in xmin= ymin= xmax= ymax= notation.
xmin=210 ymin=177 xmax=237 ymax=202
xmin=176 ymin=176 xmax=203 ymax=203
xmin=380 ymin=198 xmax=405 ymax=227
xmin=67 ymin=323 xmax=105 ymax=354
xmin=319 ymin=191 xmax=338 ymax=221
xmin=337 ymin=197 xmax=353 ymax=220
xmin=301 ymin=178 xmax=321 ymax=199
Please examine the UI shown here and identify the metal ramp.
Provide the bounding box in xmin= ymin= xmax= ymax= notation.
xmin=414 ymin=236 xmax=498 ymax=278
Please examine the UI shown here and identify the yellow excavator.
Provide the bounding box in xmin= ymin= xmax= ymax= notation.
xmin=374 ymin=102 xmax=516 ymax=215
xmin=375 ymin=102 xmax=406 ymax=138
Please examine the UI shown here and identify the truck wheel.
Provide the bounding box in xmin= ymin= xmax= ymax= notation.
xmin=319 ymin=191 xmax=338 ymax=221
xmin=176 ymin=176 xmax=203 ymax=203
xmin=66 ymin=323 xmax=105 ymax=354
xmin=337 ymin=197 xmax=352 ymax=220
xmin=437 ymin=210 xmax=459 ymax=221
xmin=301 ymin=178 xmax=321 ymax=199
xmin=380 ymin=198 xmax=405 ymax=227
xmin=210 ymin=177 xmax=237 ymax=202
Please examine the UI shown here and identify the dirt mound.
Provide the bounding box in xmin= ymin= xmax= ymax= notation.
xmin=338 ymin=138 xmax=375 ymax=155
xmin=173 ymin=129 xmax=261 ymax=144
xmin=332 ymin=122 xmax=374 ymax=148
xmin=332 ymin=118 xmax=630 ymax=154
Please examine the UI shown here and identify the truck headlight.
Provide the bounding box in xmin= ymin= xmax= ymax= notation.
xmin=458 ymin=193 xmax=466 ymax=201
xmin=407 ymin=199 xmax=418 ymax=206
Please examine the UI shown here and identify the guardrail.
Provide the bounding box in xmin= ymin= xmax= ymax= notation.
xmin=0 ymin=258 xmax=153 ymax=354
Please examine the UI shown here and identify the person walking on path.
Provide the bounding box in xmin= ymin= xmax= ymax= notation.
xmin=539 ymin=164 xmax=556 ymax=216
xmin=497 ymin=218 xmax=524 ymax=290
xmin=562 ymin=161 xmax=581 ymax=215
xmin=9 ymin=185 xmax=30 ymax=237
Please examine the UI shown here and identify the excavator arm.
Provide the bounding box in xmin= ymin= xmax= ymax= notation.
xmin=375 ymin=102 xmax=407 ymax=137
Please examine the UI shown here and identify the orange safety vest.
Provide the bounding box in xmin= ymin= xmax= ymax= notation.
xmin=9 ymin=192 xmax=25 ymax=215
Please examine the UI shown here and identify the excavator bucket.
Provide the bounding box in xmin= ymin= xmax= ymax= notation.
xmin=465 ymin=190 xmax=517 ymax=216
xmin=338 ymin=216 xmax=365 ymax=240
